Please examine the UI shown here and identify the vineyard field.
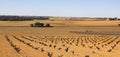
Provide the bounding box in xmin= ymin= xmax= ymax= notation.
xmin=0 ymin=26 xmax=120 ymax=57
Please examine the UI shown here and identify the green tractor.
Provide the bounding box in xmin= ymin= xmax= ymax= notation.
xmin=31 ymin=22 xmax=50 ymax=27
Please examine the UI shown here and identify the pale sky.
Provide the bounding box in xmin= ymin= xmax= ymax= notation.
xmin=0 ymin=0 xmax=120 ymax=17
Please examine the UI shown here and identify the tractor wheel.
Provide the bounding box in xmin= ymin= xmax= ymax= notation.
xmin=31 ymin=24 xmax=34 ymax=27
xmin=46 ymin=23 xmax=50 ymax=27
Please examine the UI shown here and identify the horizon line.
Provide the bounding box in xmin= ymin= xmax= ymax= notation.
xmin=0 ymin=14 xmax=119 ymax=18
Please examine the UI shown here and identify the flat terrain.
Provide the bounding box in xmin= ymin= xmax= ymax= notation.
xmin=0 ymin=20 xmax=119 ymax=27
xmin=0 ymin=20 xmax=120 ymax=57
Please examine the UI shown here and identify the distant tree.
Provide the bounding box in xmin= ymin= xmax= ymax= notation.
xmin=0 ymin=15 xmax=49 ymax=21
xmin=115 ymin=17 xmax=117 ymax=20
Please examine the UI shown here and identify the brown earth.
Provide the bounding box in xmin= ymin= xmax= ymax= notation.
xmin=0 ymin=20 xmax=120 ymax=57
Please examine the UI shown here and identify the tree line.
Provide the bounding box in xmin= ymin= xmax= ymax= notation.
xmin=0 ymin=15 xmax=49 ymax=21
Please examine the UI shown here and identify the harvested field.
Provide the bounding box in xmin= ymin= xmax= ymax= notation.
xmin=0 ymin=20 xmax=120 ymax=27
